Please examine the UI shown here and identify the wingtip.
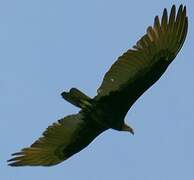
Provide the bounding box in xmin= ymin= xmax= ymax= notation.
xmin=171 ymin=4 xmax=187 ymax=16
xmin=7 ymin=161 xmax=18 ymax=167
xmin=171 ymin=5 xmax=176 ymax=15
xmin=163 ymin=8 xmax=167 ymax=15
xmin=178 ymin=4 xmax=183 ymax=10
xmin=7 ymin=151 xmax=26 ymax=167
xmin=7 ymin=158 xmax=19 ymax=167
xmin=183 ymin=6 xmax=187 ymax=16
xmin=8 ymin=161 xmax=24 ymax=167
xmin=172 ymin=4 xmax=176 ymax=9
xmin=11 ymin=152 xmax=23 ymax=156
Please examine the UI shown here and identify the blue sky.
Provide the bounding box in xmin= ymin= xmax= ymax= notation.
xmin=1 ymin=0 xmax=194 ymax=180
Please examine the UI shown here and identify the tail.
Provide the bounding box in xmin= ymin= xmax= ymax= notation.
xmin=61 ymin=88 xmax=92 ymax=109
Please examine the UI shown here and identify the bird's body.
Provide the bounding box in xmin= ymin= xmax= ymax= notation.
xmin=94 ymin=58 xmax=169 ymax=129
xmin=8 ymin=5 xmax=188 ymax=166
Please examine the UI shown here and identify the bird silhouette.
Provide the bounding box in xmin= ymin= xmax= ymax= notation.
xmin=8 ymin=4 xmax=188 ymax=166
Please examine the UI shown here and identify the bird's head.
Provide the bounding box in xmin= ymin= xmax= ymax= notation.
xmin=121 ymin=123 xmax=134 ymax=135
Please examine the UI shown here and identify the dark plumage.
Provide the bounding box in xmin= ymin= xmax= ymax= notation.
xmin=8 ymin=5 xmax=188 ymax=166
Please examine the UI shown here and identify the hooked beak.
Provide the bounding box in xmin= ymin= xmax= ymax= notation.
xmin=122 ymin=123 xmax=134 ymax=135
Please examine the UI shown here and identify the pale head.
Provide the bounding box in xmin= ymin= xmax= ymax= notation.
xmin=121 ymin=123 xmax=134 ymax=135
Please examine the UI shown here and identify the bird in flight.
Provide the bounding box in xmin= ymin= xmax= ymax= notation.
xmin=8 ymin=5 xmax=188 ymax=166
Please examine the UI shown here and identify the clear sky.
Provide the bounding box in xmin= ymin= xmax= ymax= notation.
xmin=1 ymin=0 xmax=194 ymax=180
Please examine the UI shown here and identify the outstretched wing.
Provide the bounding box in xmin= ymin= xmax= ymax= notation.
xmin=96 ymin=5 xmax=188 ymax=101
xmin=8 ymin=113 xmax=105 ymax=166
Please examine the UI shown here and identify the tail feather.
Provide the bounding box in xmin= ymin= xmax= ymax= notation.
xmin=61 ymin=88 xmax=91 ymax=108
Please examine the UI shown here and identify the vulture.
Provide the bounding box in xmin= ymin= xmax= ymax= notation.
xmin=8 ymin=5 xmax=188 ymax=166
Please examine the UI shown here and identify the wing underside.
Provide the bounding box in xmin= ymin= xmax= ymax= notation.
xmin=96 ymin=5 xmax=188 ymax=99
xmin=8 ymin=113 xmax=104 ymax=166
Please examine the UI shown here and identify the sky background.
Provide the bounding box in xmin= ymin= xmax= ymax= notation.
xmin=1 ymin=0 xmax=194 ymax=180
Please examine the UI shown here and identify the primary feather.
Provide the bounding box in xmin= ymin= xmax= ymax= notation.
xmin=8 ymin=113 xmax=105 ymax=166
xmin=97 ymin=5 xmax=187 ymax=98
xmin=8 ymin=5 xmax=188 ymax=166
